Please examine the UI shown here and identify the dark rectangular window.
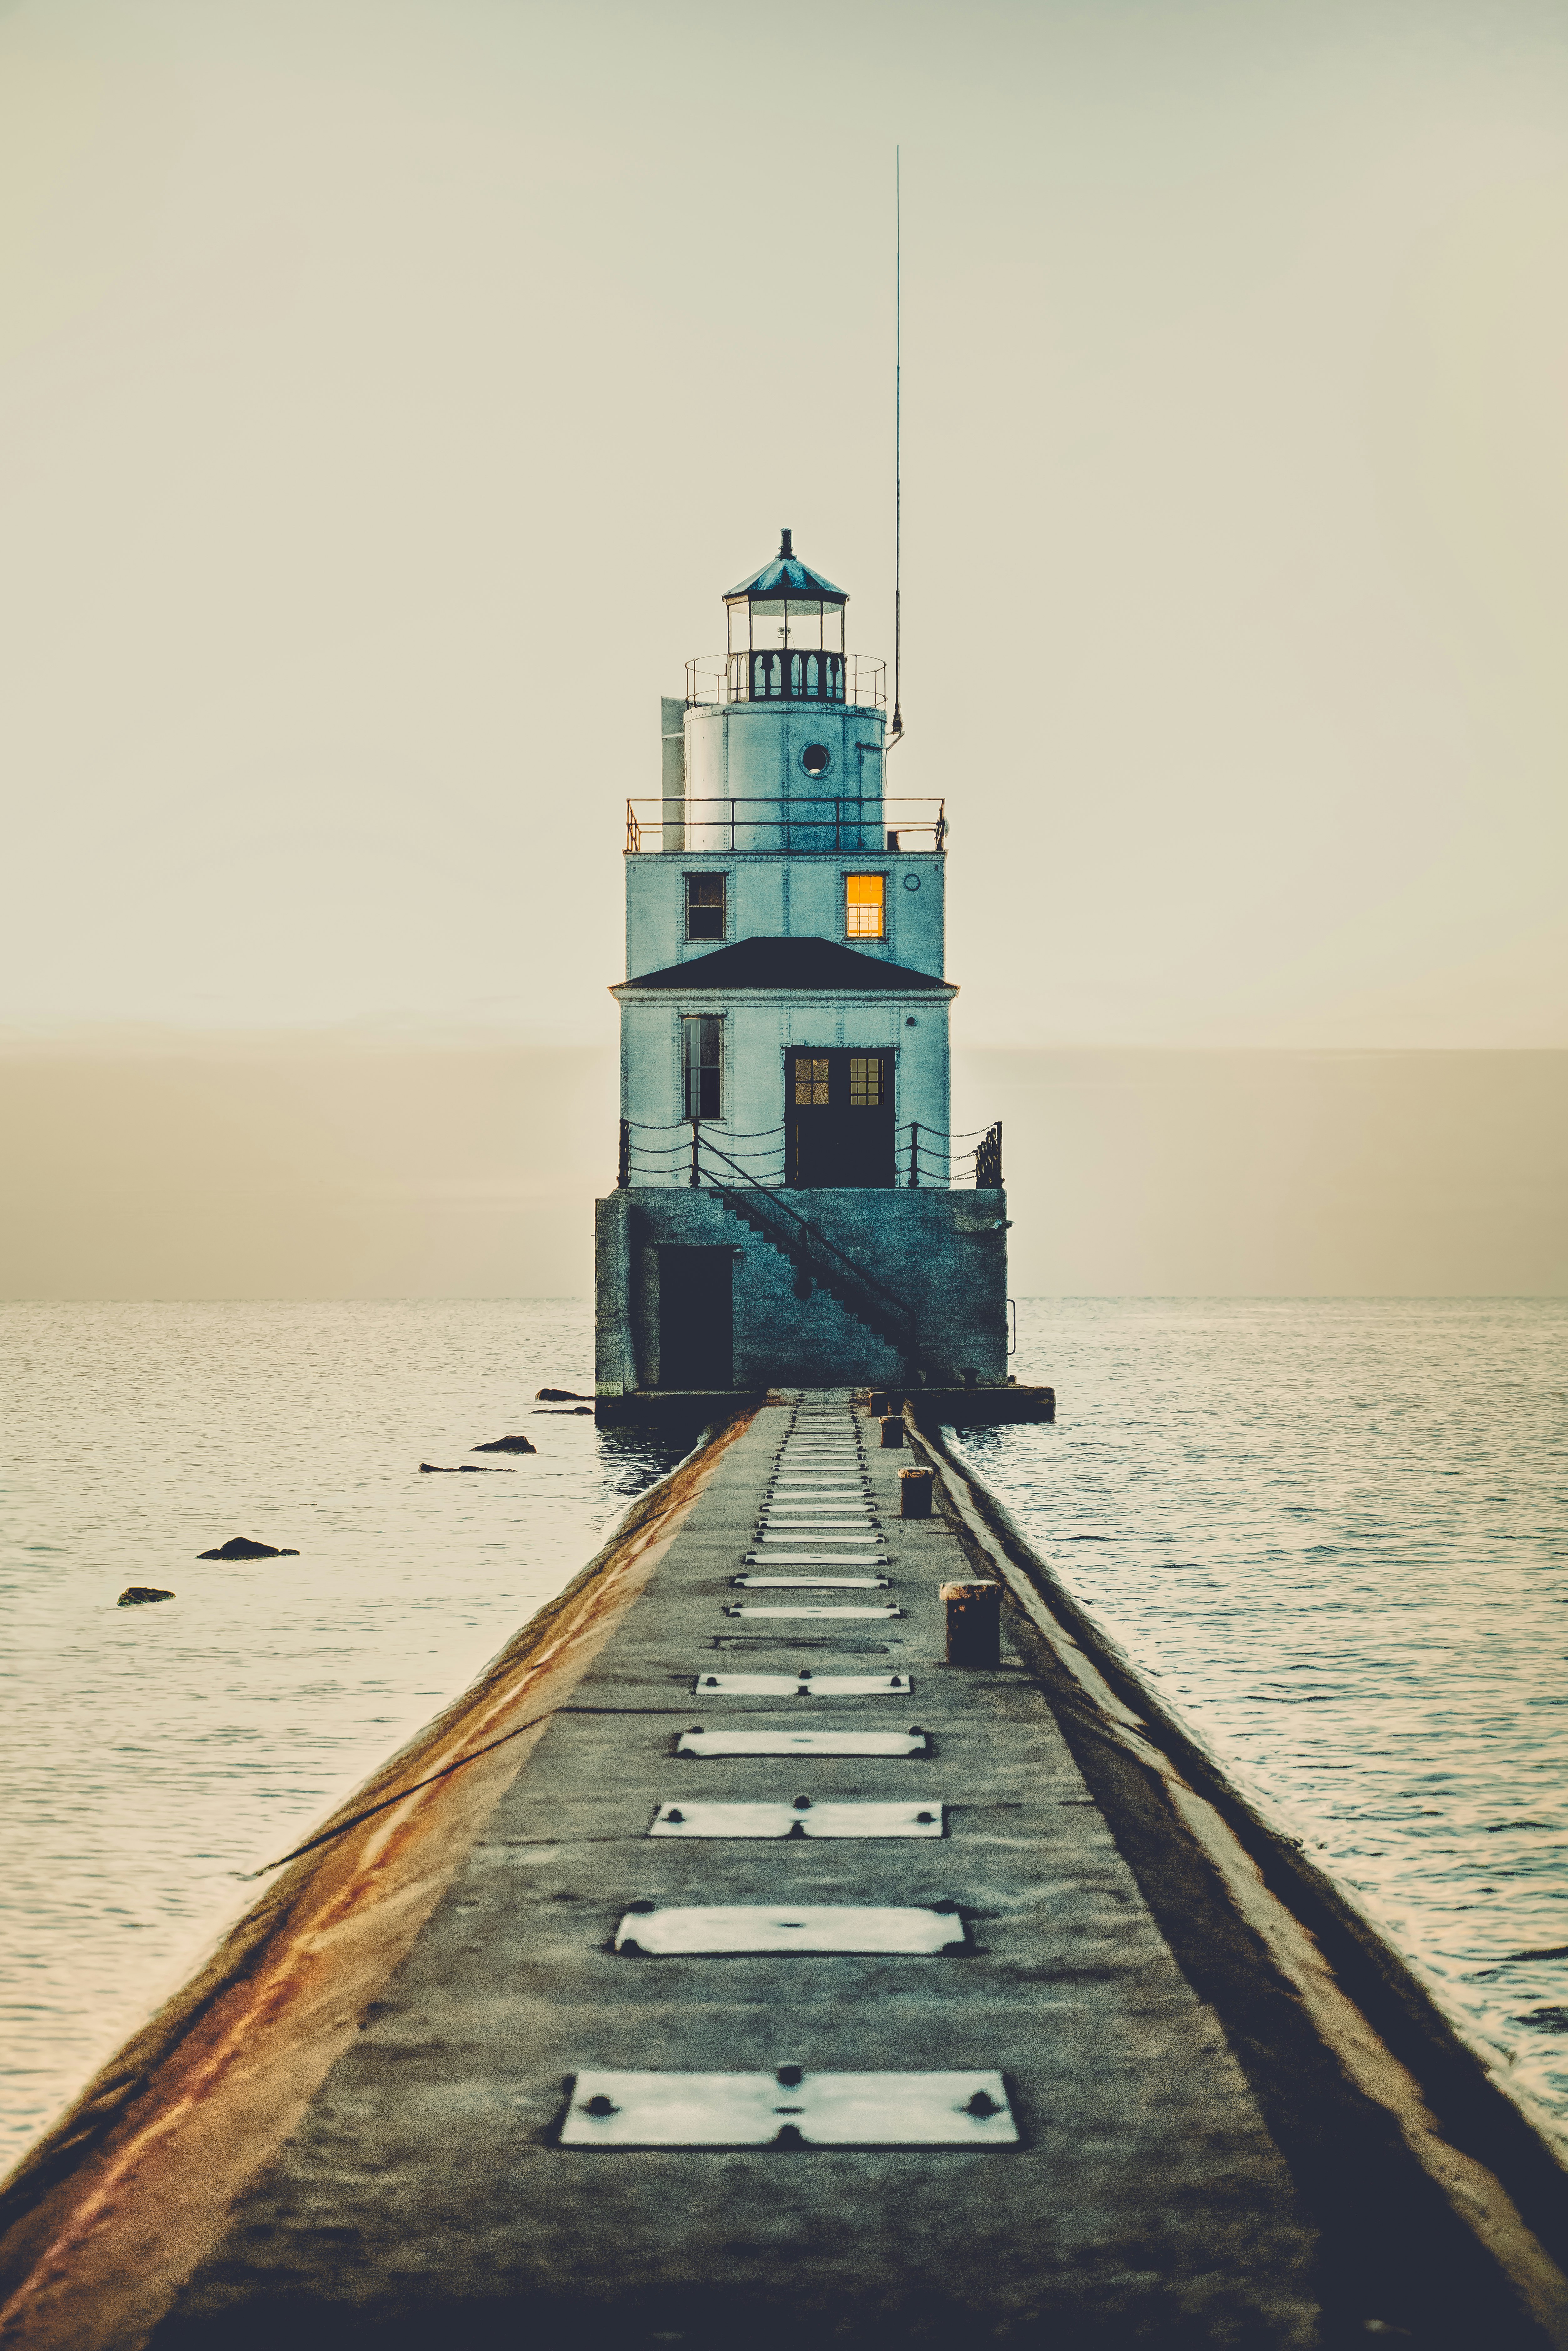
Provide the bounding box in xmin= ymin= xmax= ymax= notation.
xmin=682 ymin=1015 xmax=722 ymax=1120
xmin=686 ymin=873 xmax=726 ymax=940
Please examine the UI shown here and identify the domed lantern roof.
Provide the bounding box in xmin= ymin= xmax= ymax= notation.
xmin=726 ymin=529 xmax=847 ymax=605
xmin=724 ymin=530 xmax=848 ymax=702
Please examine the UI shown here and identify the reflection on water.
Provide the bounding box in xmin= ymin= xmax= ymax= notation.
xmin=959 ymin=1297 xmax=1568 ymax=2132
xmin=0 ymin=1301 xmax=696 ymax=2165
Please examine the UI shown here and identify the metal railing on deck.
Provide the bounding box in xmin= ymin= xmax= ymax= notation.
xmin=901 ymin=1122 xmax=1003 ymax=1190
xmin=685 ymin=653 xmax=887 ymax=711
xmin=626 ymin=796 xmax=945 ymax=853
xmin=616 ymin=1118 xmax=1000 ymax=1191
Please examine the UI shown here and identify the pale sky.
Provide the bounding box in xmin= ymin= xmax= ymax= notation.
xmin=3 ymin=0 xmax=1568 ymax=1050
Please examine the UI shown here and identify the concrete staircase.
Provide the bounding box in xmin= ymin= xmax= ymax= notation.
xmin=708 ymin=1180 xmax=921 ymax=1370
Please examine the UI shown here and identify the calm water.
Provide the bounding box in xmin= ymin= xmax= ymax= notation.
xmin=969 ymin=1297 xmax=1568 ymax=2134
xmin=0 ymin=1301 xmax=692 ymax=2167
xmin=2 ymin=1300 xmax=1565 ymax=2168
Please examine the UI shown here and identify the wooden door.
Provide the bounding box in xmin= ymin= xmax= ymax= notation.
xmin=787 ymin=1050 xmax=895 ymax=1188
xmin=658 ymin=1247 xmax=733 ymax=1388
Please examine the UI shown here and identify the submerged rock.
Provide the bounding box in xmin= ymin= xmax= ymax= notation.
xmin=535 ymin=1387 xmax=591 ymax=1402
xmin=118 ymin=1586 xmax=175 ymax=1606
xmin=472 ymin=1434 xmax=537 ymax=1453
xmin=420 ymin=1463 xmax=515 ymax=1473
xmin=197 ymin=1537 xmax=300 ymax=1561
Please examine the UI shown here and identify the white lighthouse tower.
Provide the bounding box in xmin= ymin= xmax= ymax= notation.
xmin=594 ymin=530 xmax=1010 ymax=1406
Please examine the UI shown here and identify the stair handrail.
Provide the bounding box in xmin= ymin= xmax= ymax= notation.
xmin=695 ymin=1134 xmax=920 ymax=1342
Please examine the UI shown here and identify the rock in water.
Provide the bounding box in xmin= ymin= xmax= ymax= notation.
xmin=118 ymin=1586 xmax=175 ymax=1606
xmin=196 ymin=1537 xmax=300 ymax=1560
xmin=535 ymin=1387 xmax=591 ymax=1402
xmin=532 ymin=1406 xmax=592 ymax=1416
xmin=472 ymin=1435 xmax=537 ymax=1453
xmin=420 ymin=1463 xmax=515 ymax=1473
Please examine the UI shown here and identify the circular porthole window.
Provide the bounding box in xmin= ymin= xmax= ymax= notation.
xmin=799 ymin=743 xmax=832 ymax=778
xmin=903 ymin=873 xmax=922 ymax=891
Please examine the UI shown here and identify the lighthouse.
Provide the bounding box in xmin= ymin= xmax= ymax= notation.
xmin=594 ymin=530 xmax=1010 ymax=1403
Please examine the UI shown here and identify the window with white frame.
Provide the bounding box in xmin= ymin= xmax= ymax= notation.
xmin=682 ymin=1015 xmax=722 ymax=1120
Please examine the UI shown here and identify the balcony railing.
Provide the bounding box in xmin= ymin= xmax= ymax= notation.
xmin=686 ymin=652 xmax=887 ymax=711
xmin=626 ymin=796 xmax=946 ymax=854
xmin=617 ymin=1119 xmax=1001 ymax=1190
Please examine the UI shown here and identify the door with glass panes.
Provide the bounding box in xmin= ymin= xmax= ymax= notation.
xmin=787 ymin=1050 xmax=895 ymax=1187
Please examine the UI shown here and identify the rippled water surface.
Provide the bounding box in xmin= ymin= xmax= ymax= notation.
xmin=0 ymin=1301 xmax=695 ymax=2165
xmin=962 ymin=1298 xmax=1568 ymax=2129
xmin=5 ymin=1299 xmax=1566 ymax=2168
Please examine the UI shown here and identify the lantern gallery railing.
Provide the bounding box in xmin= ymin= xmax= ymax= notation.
xmin=625 ymin=797 xmax=946 ymax=854
xmin=685 ymin=652 xmax=887 ymax=710
xmin=617 ymin=1119 xmax=1002 ymax=1191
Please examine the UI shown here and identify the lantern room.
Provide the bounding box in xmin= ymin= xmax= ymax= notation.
xmin=722 ymin=529 xmax=848 ymax=704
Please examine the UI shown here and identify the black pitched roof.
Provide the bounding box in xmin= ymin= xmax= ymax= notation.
xmin=615 ymin=936 xmax=953 ymax=994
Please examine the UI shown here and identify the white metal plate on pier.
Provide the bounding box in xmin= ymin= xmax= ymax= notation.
xmin=726 ymin=1605 xmax=902 ymax=1621
xmin=733 ymin=1574 xmax=890 ymax=1589
xmin=677 ymin=1727 xmax=931 ymax=1755
xmin=560 ymin=2071 xmax=1017 ymax=2148
xmin=691 ymin=1673 xmax=913 ymax=1695
xmin=756 ymin=1520 xmax=882 ymax=1532
xmin=754 ymin=1525 xmax=882 ymax=1539
xmin=744 ymin=1547 xmax=889 ymax=1561
xmin=741 ymin=1560 xmax=890 ymax=1574
xmin=745 ymin=1549 xmax=889 ymax=1563
xmin=750 ymin=1541 xmax=886 ymax=1555
xmin=766 ymin=1494 xmax=871 ymax=1505
xmin=757 ymin=1525 xmax=882 ymax=1538
xmin=613 ymin=1904 xmax=965 ymax=1955
xmin=648 ymin=1800 xmax=944 ymax=1838
xmin=757 ymin=1513 xmax=881 ymax=1524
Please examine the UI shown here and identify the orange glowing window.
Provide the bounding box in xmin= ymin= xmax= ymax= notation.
xmin=794 ymin=1055 xmax=830 ymax=1105
xmin=849 ymin=1056 xmax=884 ymax=1108
xmin=845 ymin=873 xmax=885 ymax=939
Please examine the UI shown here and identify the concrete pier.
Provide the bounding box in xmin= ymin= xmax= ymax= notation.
xmin=154 ymin=1390 xmax=1329 ymax=2345
xmin=5 ymin=1396 xmax=1568 ymax=2350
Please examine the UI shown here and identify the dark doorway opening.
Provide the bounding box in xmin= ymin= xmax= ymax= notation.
xmin=658 ymin=1247 xmax=734 ymax=1388
xmin=787 ymin=1050 xmax=895 ymax=1188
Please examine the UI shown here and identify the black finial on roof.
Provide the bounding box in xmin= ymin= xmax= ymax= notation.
xmin=780 ymin=527 xmax=793 ymax=560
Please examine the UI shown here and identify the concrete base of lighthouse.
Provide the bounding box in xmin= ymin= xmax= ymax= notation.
xmin=594 ymin=1186 xmax=1011 ymax=1400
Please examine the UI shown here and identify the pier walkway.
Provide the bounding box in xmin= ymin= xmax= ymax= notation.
xmin=152 ymin=1391 xmax=1335 ymax=2347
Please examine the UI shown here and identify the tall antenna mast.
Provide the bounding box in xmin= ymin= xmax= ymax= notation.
xmin=890 ymin=145 xmax=904 ymax=747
